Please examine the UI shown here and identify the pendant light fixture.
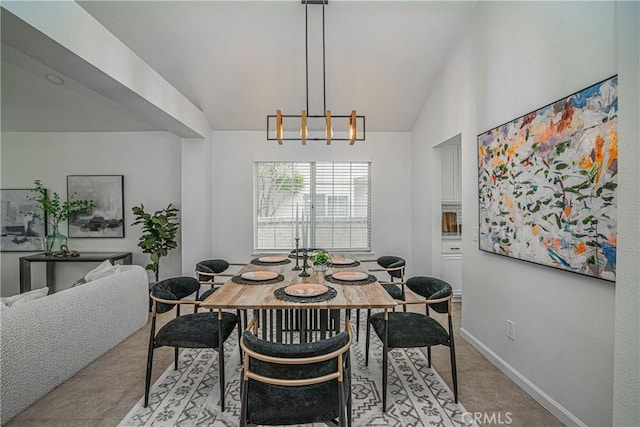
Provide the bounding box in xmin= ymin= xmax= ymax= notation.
xmin=267 ymin=0 xmax=365 ymax=145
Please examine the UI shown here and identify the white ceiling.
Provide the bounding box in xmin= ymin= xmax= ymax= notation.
xmin=1 ymin=1 xmax=476 ymax=133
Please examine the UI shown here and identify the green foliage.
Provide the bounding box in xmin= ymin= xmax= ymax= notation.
xmin=311 ymin=250 xmax=330 ymax=265
xmin=257 ymin=163 xmax=305 ymax=217
xmin=131 ymin=203 xmax=179 ymax=281
xmin=26 ymin=179 xmax=94 ymax=228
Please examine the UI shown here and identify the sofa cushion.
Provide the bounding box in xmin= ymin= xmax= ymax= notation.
xmin=0 ymin=287 xmax=49 ymax=309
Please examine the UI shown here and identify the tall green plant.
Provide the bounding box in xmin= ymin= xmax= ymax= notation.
xmin=131 ymin=203 xmax=179 ymax=282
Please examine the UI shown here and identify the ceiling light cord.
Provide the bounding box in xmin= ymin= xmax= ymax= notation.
xmin=305 ymin=0 xmax=309 ymax=114
xmin=322 ymin=0 xmax=326 ymax=114
xmin=267 ymin=0 xmax=364 ymax=144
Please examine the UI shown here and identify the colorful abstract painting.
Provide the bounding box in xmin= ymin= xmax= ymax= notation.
xmin=478 ymin=76 xmax=617 ymax=282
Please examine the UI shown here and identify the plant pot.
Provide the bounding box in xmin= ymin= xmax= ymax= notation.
xmin=313 ymin=263 xmax=328 ymax=272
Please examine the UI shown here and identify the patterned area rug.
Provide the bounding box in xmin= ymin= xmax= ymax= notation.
xmin=120 ymin=320 xmax=474 ymax=426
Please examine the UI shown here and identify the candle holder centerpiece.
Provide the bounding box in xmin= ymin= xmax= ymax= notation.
xmin=292 ymin=237 xmax=302 ymax=270
xmin=299 ymin=248 xmax=310 ymax=277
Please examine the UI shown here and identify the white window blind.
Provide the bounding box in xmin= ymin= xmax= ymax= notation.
xmin=254 ymin=161 xmax=371 ymax=251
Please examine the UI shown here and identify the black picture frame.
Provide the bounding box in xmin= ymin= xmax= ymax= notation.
xmin=67 ymin=175 xmax=125 ymax=238
xmin=1 ymin=188 xmax=47 ymax=252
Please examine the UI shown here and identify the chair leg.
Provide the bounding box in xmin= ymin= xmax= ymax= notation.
xmin=144 ymin=316 xmax=157 ymax=408
xmin=219 ymin=316 xmax=226 ymax=411
xmin=240 ymin=379 xmax=249 ymax=427
xmin=219 ymin=346 xmax=225 ymax=411
xmin=237 ymin=311 xmax=244 ymax=363
xmin=174 ymin=347 xmax=179 ymax=370
xmin=144 ymin=346 xmax=154 ymax=407
xmin=427 ymin=346 xmax=432 ymax=368
xmin=449 ymin=343 xmax=459 ymax=403
xmin=365 ymin=309 xmax=371 ymax=366
xmin=448 ymin=314 xmax=459 ymax=403
xmin=338 ymin=379 xmax=346 ymax=427
xmin=355 ymin=309 xmax=360 ymax=342
xmin=346 ymin=351 xmax=352 ymax=427
xmin=382 ymin=316 xmax=389 ymax=412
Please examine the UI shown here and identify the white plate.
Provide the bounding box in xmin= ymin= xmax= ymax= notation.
xmin=330 ymin=257 xmax=354 ymax=265
xmin=258 ymin=256 xmax=287 ymax=263
xmin=284 ymin=283 xmax=328 ymax=297
xmin=332 ymin=271 xmax=368 ymax=281
xmin=241 ymin=271 xmax=279 ymax=281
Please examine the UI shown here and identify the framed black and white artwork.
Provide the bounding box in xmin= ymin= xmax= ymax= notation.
xmin=0 ymin=188 xmax=47 ymax=252
xmin=67 ymin=175 xmax=125 ymax=238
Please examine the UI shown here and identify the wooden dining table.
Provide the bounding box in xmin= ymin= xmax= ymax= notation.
xmin=200 ymin=254 xmax=397 ymax=342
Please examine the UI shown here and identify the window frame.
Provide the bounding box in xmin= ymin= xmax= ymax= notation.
xmin=253 ymin=161 xmax=371 ymax=252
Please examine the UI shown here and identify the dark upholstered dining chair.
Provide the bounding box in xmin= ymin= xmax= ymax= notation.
xmin=239 ymin=318 xmax=353 ymax=427
xmin=145 ymin=277 xmax=240 ymax=411
xmin=194 ymin=259 xmax=247 ymax=306
xmin=361 ymin=255 xmax=407 ymax=303
xmin=365 ymin=276 xmax=458 ymax=411
xmin=356 ymin=256 xmax=407 ymax=341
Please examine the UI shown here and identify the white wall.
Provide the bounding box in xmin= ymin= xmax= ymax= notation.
xmin=0 ymin=132 xmax=183 ymax=296
xmin=180 ymin=136 xmax=214 ymax=275
xmin=210 ymin=131 xmax=413 ymax=269
xmin=412 ymin=2 xmax=621 ymax=426
xmin=412 ymin=23 xmax=475 ymax=278
xmin=613 ymin=1 xmax=640 ymax=425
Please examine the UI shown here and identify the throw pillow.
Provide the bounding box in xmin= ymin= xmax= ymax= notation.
xmin=84 ymin=259 xmax=121 ymax=282
xmin=0 ymin=287 xmax=49 ymax=308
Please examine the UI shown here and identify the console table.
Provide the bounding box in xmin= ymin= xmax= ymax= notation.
xmin=19 ymin=252 xmax=133 ymax=293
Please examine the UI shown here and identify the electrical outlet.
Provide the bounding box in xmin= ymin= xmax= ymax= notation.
xmin=472 ymin=226 xmax=478 ymax=242
xmin=506 ymin=320 xmax=516 ymax=340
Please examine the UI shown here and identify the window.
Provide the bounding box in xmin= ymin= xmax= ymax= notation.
xmin=254 ymin=162 xmax=371 ymax=251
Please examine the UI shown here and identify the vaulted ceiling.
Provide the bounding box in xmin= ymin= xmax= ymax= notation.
xmin=1 ymin=1 xmax=476 ymax=133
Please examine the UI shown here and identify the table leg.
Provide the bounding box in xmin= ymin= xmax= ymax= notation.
xmin=300 ymin=310 xmax=307 ymax=343
xmin=19 ymin=258 xmax=31 ymax=293
xmin=276 ymin=311 xmax=283 ymax=343
xmin=46 ymin=261 xmax=55 ymax=290
xmin=320 ymin=309 xmax=328 ymax=340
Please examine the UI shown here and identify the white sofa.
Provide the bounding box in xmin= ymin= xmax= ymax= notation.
xmin=0 ymin=264 xmax=149 ymax=425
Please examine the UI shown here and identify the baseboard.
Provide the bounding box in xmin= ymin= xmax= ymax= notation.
xmin=452 ymin=290 xmax=462 ymax=302
xmin=460 ymin=328 xmax=586 ymax=427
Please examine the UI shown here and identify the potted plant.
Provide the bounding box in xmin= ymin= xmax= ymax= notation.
xmin=131 ymin=203 xmax=179 ymax=282
xmin=26 ymin=179 xmax=94 ymax=254
xmin=311 ymin=250 xmax=330 ymax=272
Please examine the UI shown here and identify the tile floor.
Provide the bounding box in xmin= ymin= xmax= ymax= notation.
xmin=5 ymin=303 xmax=562 ymax=427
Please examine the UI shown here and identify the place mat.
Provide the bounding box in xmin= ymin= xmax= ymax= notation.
xmin=232 ymin=274 xmax=284 ymax=285
xmin=250 ymin=257 xmax=292 ymax=266
xmin=274 ymin=285 xmax=337 ymax=303
xmin=328 ymin=260 xmax=361 ymax=268
xmin=324 ymin=273 xmax=377 ymax=286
